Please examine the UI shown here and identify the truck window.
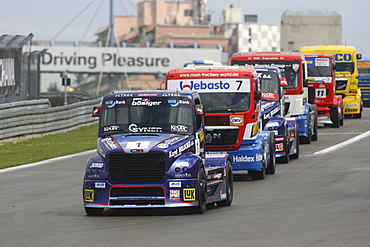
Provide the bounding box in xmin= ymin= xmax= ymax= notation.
xmin=199 ymin=92 xmax=250 ymax=113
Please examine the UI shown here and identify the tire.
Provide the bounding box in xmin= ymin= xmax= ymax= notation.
xmin=85 ymin=207 xmax=104 ymax=216
xmin=191 ymin=168 xmax=207 ymax=214
xmin=311 ymin=105 xmax=318 ymax=141
xmin=249 ymin=169 xmax=265 ymax=180
xmin=216 ymin=161 xmax=234 ymax=207
xmin=290 ymin=125 xmax=300 ymax=159
xmin=330 ymin=106 xmax=340 ymax=128
xmin=266 ymin=132 xmax=276 ymax=174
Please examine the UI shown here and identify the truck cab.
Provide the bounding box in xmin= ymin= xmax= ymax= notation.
xmin=83 ymin=91 xmax=233 ymax=215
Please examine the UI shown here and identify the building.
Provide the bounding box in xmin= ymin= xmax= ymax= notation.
xmin=280 ymin=10 xmax=342 ymax=51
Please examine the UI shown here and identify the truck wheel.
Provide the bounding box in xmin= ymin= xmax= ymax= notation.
xmin=266 ymin=132 xmax=276 ymax=174
xmin=330 ymin=106 xmax=340 ymax=128
xmin=192 ymin=168 xmax=207 ymax=214
xmin=311 ymin=105 xmax=318 ymax=141
xmin=216 ymin=161 xmax=233 ymax=207
xmin=84 ymin=207 xmax=104 ymax=216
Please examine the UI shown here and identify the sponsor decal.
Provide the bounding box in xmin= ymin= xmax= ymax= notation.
xmin=183 ymin=188 xmax=196 ymax=201
xmin=205 ymin=153 xmax=227 ymax=158
xmin=132 ymin=98 xmax=161 ymax=106
xmin=103 ymin=125 xmax=119 ymax=132
xmin=126 ymin=141 xmax=150 ymax=149
xmin=90 ymin=163 xmax=104 ymax=169
xmin=220 ymin=193 xmax=227 ymax=199
xmin=128 ymin=123 xmax=162 ymax=133
xmin=292 ymin=64 xmax=300 ymax=72
xmin=180 ymin=80 xmax=230 ymax=91
xmin=84 ymin=189 xmax=94 ymax=202
xmin=233 ymin=155 xmax=254 ymax=162
xmin=207 ymin=172 xmax=223 ymax=180
xmin=170 ymin=189 xmax=181 ymax=201
xmin=261 ymin=92 xmax=279 ymax=101
xmin=169 ymin=140 xmax=194 ymax=158
xmin=105 ymin=100 xmax=116 ymax=108
xmin=275 ymin=137 xmax=284 ymax=142
xmin=171 ymin=124 xmax=188 ymax=132
xmin=101 ymin=137 xmax=118 ymax=149
xmin=167 ymin=99 xmax=190 ymax=107
xmin=263 ymin=106 xmax=280 ymax=120
xmin=230 ymin=115 xmax=244 ymax=126
xmin=315 ymin=58 xmax=330 ymax=67
xmin=276 ymin=143 xmax=284 ymax=151
xmin=169 ymin=182 xmax=181 ymax=187
xmin=345 ymin=108 xmax=358 ymax=112
xmin=157 ymin=143 xmax=168 ymax=148
xmin=95 ymin=182 xmax=105 ymax=189
xmin=346 ymin=103 xmax=358 ymax=107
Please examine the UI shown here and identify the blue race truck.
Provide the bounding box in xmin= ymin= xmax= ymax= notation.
xmin=83 ymin=90 xmax=233 ymax=215
xmin=358 ymin=58 xmax=370 ymax=107
xmin=256 ymin=67 xmax=299 ymax=163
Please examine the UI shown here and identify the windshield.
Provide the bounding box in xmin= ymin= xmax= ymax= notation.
xmin=306 ymin=57 xmax=332 ymax=77
xmin=232 ymin=60 xmax=300 ymax=89
xmin=335 ymin=62 xmax=354 ymax=73
xmin=99 ymin=96 xmax=194 ymax=136
xmin=199 ymin=92 xmax=250 ymax=113
xmin=258 ymin=71 xmax=280 ymax=101
xmin=358 ymin=62 xmax=370 ymax=76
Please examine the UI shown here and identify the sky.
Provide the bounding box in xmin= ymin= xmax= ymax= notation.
xmin=1 ymin=0 xmax=370 ymax=56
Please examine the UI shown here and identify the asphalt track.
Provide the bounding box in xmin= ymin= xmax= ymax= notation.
xmin=1 ymin=108 xmax=370 ymax=246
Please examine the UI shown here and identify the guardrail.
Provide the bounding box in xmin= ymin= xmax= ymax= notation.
xmin=0 ymin=98 xmax=101 ymax=144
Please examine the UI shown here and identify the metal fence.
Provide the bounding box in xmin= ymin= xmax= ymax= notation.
xmin=0 ymin=98 xmax=101 ymax=144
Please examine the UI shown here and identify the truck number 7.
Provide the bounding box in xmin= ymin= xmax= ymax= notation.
xmin=236 ymin=80 xmax=243 ymax=90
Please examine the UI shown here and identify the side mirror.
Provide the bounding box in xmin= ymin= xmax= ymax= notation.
xmin=195 ymin=106 xmax=204 ymax=115
xmin=254 ymin=91 xmax=261 ymax=101
xmin=357 ymin=54 xmax=362 ymax=60
xmin=303 ymin=79 xmax=308 ymax=87
xmin=280 ymin=77 xmax=288 ymax=87
xmin=92 ymin=107 xmax=101 ymax=117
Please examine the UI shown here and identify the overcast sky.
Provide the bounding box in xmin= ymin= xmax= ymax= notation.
xmin=1 ymin=0 xmax=369 ymax=56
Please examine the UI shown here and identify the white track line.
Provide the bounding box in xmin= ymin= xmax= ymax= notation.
xmin=313 ymin=130 xmax=370 ymax=155
xmin=0 ymin=150 xmax=96 ymax=174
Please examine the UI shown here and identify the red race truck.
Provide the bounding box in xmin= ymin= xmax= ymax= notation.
xmin=303 ymin=53 xmax=343 ymax=127
xmin=165 ymin=65 xmax=276 ymax=180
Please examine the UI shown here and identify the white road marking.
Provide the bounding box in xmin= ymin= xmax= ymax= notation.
xmin=0 ymin=150 xmax=96 ymax=174
xmin=313 ymin=130 xmax=370 ymax=155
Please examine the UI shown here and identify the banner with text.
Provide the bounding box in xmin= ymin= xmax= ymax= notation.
xmin=32 ymin=46 xmax=222 ymax=74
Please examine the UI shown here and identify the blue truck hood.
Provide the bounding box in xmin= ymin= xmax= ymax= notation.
xmin=97 ymin=133 xmax=192 ymax=156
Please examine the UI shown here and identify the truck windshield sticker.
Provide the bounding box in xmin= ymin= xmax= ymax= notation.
xmin=168 ymin=78 xmax=251 ymax=92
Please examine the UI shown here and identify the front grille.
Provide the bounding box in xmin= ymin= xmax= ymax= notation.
xmin=108 ymin=152 xmax=166 ymax=184
xmin=205 ymin=116 xmax=230 ymax=126
xmin=205 ymin=128 xmax=239 ymax=145
xmin=110 ymin=187 xmax=165 ymax=205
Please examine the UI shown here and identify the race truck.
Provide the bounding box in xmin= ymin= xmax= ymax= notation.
xmin=357 ymin=58 xmax=370 ymax=107
xmin=300 ymin=45 xmax=363 ymax=118
xmin=230 ymin=51 xmax=318 ymax=144
xmin=302 ymin=53 xmax=344 ymax=127
xmin=255 ymin=67 xmax=299 ymax=163
xmin=83 ymin=90 xmax=233 ymax=215
xmin=165 ymin=66 xmax=276 ymax=180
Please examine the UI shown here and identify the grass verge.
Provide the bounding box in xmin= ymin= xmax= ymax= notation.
xmin=0 ymin=123 xmax=98 ymax=170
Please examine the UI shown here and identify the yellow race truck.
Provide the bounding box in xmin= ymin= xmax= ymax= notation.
xmin=300 ymin=45 xmax=363 ymax=118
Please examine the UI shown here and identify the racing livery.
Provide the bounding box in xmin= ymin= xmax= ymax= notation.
xmin=230 ymin=51 xmax=318 ymax=144
xmin=256 ymin=67 xmax=299 ymax=163
xmin=83 ymin=91 xmax=233 ymax=215
xmin=165 ymin=66 xmax=276 ymax=180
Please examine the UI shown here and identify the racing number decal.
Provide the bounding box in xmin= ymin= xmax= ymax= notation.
xmin=85 ymin=189 xmax=94 ymax=202
xmin=315 ymin=89 xmax=326 ymax=98
xmin=126 ymin=141 xmax=150 ymax=149
xmin=183 ymin=188 xmax=196 ymax=201
xmin=236 ymin=80 xmax=243 ymax=90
